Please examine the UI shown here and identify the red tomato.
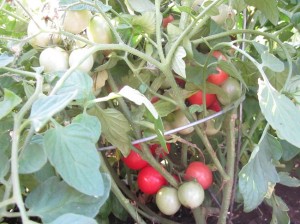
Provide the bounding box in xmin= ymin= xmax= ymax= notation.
xmin=122 ymin=144 xmax=148 ymax=170
xmin=175 ymin=77 xmax=186 ymax=88
xmin=150 ymin=143 xmax=171 ymax=158
xmin=137 ymin=166 xmax=167 ymax=194
xmin=184 ymin=162 xmax=213 ymax=190
xmin=207 ymin=51 xmax=229 ymax=86
xmin=162 ymin=15 xmax=174 ymax=28
xmin=151 ymin=96 xmax=160 ymax=103
xmin=208 ymin=100 xmax=222 ymax=112
xmin=187 ymin=91 xmax=217 ymax=107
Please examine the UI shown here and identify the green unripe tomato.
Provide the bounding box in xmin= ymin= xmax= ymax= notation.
xmin=217 ymin=78 xmax=242 ymax=105
xmin=177 ymin=181 xmax=205 ymax=209
xmin=156 ymin=187 xmax=181 ymax=215
xmin=39 ymin=47 xmax=69 ymax=73
xmin=63 ymin=10 xmax=92 ymax=34
xmin=69 ymin=48 xmax=94 ymax=72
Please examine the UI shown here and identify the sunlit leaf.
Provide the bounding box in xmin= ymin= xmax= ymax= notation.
xmin=126 ymin=0 xmax=155 ymax=12
xmin=119 ymin=85 xmax=158 ymax=119
xmin=44 ymin=114 xmax=103 ymax=196
xmin=258 ymin=79 xmax=300 ymax=148
xmin=239 ymin=134 xmax=281 ymax=212
xmin=59 ymin=0 xmax=111 ymax=12
xmin=0 ymin=53 xmax=14 ymax=67
xmin=278 ymin=172 xmax=300 ymax=187
xmin=172 ymin=46 xmax=186 ymax=79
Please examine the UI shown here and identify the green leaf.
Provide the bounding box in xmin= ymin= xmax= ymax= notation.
xmin=0 ymin=88 xmax=22 ymax=120
xmin=119 ymin=85 xmax=159 ymax=119
xmin=153 ymin=100 xmax=177 ymax=117
xmin=218 ymin=61 xmax=247 ymax=87
xmin=49 ymin=213 xmax=98 ymax=224
xmin=111 ymin=192 xmax=128 ymax=221
xmin=172 ymin=46 xmax=186 ymax=79
xmin=19 ymin=135 xmax=47 ymax=174
xmin=44 ymin=114 xmax=103 ymax=196
xmin=245 ymin=0 xmax=279 ymax=25
xmin=89 ymin=107 xmax=131 ymax=156
xmin=280 ymin=140 xmax=300 ymax=161
xmin=266 ymin=195 xmax=290 ymax=224
xmin=30 ymin=91 xmax=77 ymax=131
xmin=25 ymin=175 xmax=111 ymax=223
xmin=0 ymin=151 xmax=9 ymax=179
xmin=126 ymin=0 xmax=155 ymax=12
xmin=34 ymin=162 xmax=56 ymax=183
xmin=59 ymin=0 xmax=111 ymax=12
xmin=238 ymin=134 xmax=281 ymax=212
xmin=261 ymin=52 xmax=285 ymax=73
xmin=258 ymin=79 xmax=300 ymax=148
xmin=285 ymin=75 xmax=300 ymax=104
xmin=57 ymin=70 xmax=94 ymax=103
xmin=278 ymin=172 xmax=300 ymax=187
xmin=97 ymin=194 xmax=112 ymax=219
xmin=0 ymin=53 xmax=14 ymax=66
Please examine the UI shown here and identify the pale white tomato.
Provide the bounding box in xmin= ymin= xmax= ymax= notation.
xmin=39 ymin=47 xmax=69 ymax=73
xmin=69 ymin=48 xmax=94 ymax=72
xmin=27 ymin=17 xmax=60 ymax=48
xmin=62 ymin=10 xmax=92 ymax=34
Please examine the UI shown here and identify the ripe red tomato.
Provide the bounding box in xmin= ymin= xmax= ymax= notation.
xmin=184 ymin=162 xmax=213 ymax=190
xmin=122 ymin=144 xmax=148 ymax=170
xmin=208 ymin=100 xmax=222 ymax=112
xmin=187 ymin=91 xmax=217 ymax=108
xmin=207 ymin=51 xmax=229 ymax=86
xmin=162 ymin=15 xmax=174 ymax=28
xmin=150 ymin=143 xmax=171 ymax=158
xmin=137 ymin=166 xmax=167 ymax=194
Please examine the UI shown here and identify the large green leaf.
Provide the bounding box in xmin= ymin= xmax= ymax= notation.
xmin=245 ymin=0 xmax=279 ymax=25
xmin=49 ymin=213 xmax=98 ymax=224
xmin=30 ymin=91 xmax=77 ymax=131
xmin=44 ymin=114 xmax=103 ymax=196
xmin=153 ymin=100 xmax=177 ymax=117
xmin=25 ymin=175 xmax=111 ymax=223
xmin=0 ymin=88 xmax=22 ymax=120
xmin=258 ymin=79 xmax=300 ymax=148
xmin=278 ymin=172 xmax=300 ymax=187
xmin=261 ymin=52 xmax=284 ymax=73
xmin=19 ymin=135 xmax=47 ymax=174
xmin=89 ymin=107 xmax=131 ymax=156
xmin=238 ymin=134 xmax=281 ymax=212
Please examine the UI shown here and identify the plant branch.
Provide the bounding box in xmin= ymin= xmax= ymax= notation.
xmin=217 ymin=109 xmax=236 ymax=224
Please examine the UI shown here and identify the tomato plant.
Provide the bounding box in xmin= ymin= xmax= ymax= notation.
xmin=39 ymin=47 xmax=69 ymax=73
xmin=122 ymin=144 xmax=148 ymax=170
xmin=155 ymin=186 xmax=181 ymax=215
xmin=184 ymin=162 xmax=213 ymax=190
xmin=177 ymin=181 xmax=205 ymax=209
xmin=137 ymin=166 xmax=167 ymax=195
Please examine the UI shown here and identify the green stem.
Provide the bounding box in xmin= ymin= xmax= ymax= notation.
xmin=181 ymin=143 xmax=188 ymax=167
xmin=99 ymin=154 xmax=147 ymax=224
xmin=1 ymin=67 xmax=36 ymax=78
xmin=155 ymin=0 xmax=166 ymax=62
xmin=0 ymin=198 xmax=15 ymax=209
xmin=192 ymin=207 xmax=206 ymax=224
xmin=10 ymin=73 xmax=43 ymax=223
xmin=217 ymin=110 xmax=236 ymax=224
